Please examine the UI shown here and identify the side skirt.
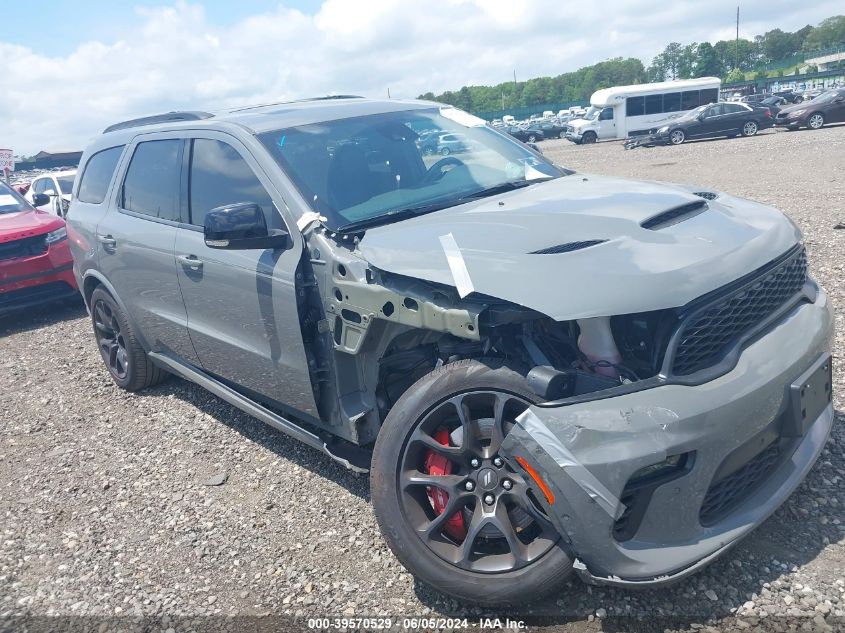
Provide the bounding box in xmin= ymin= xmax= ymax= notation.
xmin=148 ymin=352 xmax=371 ymax=473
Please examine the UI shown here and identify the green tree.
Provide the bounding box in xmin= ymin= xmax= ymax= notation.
xmin=760 ymin=28 xmax=797 ymax=61
xmin=694 ymin=42 xmax=724 ymax=77
xmin=725 ymin=67 xmax=745 ymax=83
xmin=803 ymin=16 xmax=845 ymax=51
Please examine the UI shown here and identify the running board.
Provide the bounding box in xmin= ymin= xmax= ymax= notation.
xmin=148 ymin=352 xmax=370 ymax=473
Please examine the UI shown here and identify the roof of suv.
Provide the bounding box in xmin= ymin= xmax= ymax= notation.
xmin=100 ymin=97 xmax=440 ymax=140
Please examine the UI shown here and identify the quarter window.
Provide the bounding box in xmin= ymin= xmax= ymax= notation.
xmin=122 ymin=140 xmax=183 ymax=221
xmin=77 ymin=146 xmax=124 ymax=204
xmin=188 ymin=139 xmax=280 ymax=229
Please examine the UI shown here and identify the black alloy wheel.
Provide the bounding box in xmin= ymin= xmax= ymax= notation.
xmin=93 ymin=298 xmax=129 ymax=381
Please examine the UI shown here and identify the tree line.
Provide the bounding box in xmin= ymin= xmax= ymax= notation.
xmin=420 ymin=15 xmax=845 ymax=114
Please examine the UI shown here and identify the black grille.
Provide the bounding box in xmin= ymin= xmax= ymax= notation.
xmin=529 ymin=239 xmax=606 ymax=254
xmin=0 ymin=234 xmax=48 ymax=261
xmin=641 ymin=201 xmax=708 ymax=230
xmin=671 ymin=248 xmax=808 ymax=376
xmin=700 ymin=443 xmax=780 ymax=525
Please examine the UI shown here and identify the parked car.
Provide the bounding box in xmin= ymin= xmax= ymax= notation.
xmin=24 ymin=169 xmax=77 ymax=217
xmin=0 ymin=180 xmax=78 ymax=316
xmin=527 ymin=121 xmax=566 ymax=140
xmin=773 ymin=89 xmax=803 ymax=104
xmin=69 ymin=98 xmax=833 ymax=606
xmin=505 ymin=125 xmax=545 ymax=143
xmin=759 ymin=95 xmax=787 ymax=117
xmin=649 ymin=102 xmax=773 ymax=145
xmin=775 ymin=88 xmax=845 ymax=130
xmin=435 ymin=132 xmax=473 ymax=155
xmin=739 ymin=94 xmax=767 ymax=104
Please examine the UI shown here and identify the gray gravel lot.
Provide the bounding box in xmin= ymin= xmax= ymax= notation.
xmin=1 ymin=125 xmax=844 ymax=632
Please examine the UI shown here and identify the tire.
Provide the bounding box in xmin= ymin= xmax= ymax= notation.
xmin=527 ymin=134 xmax=537 ymax=143
xmin=741 ymin=120 xmax=759 ymax=137
xmin=371 ymin=359 xmax=573 ymax=606
xmin=559 ymin=131 xmax=566 ymax=139
xmin=669 ymin=129 xmax=685 ymax=145
xmin=581 ymin=131 xmax=597 ymax=144
xmin=808 ymin=113 xmax=825 ymax=130
xmin=439 ymin=147 xmax=451 ymax=156
xmin=89 ymin=287 xmax=168 ymax=391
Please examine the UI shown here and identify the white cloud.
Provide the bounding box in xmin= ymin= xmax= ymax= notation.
xmin=0 ymin=0 xmax=840 ymax=153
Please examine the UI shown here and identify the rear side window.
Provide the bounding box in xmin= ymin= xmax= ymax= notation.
xmin=188 ymin=138 xmax=280 ymax=229
xmin=77 ymin=146 xmax=123 ymax=204
xmin=122 ymin=140 xmax=183 ymax=221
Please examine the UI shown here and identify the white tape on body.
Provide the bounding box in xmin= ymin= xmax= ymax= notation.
xmin=439 ymin=232 xmax=474 ymax=298
xmin=516 ymin=409 xmax=624 ymax=519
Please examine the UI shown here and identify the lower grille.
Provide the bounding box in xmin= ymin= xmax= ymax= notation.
xmin=670 ymin=247 xmax=807 ymax=376
xmin=699 ymin=443 xmax=780 ymax=525
xmin=0 ymin=234 xmax=48 ymax=261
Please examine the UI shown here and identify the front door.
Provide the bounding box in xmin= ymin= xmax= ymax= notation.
xmin=95 ymin=136 xmax=199 ymax=363
xmin=174 ymin=134 xmax=320 ymax=420
xmin=596 ymin=107 xmax=617 ymax=139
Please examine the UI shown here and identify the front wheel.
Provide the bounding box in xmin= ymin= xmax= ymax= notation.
xmin=559 ymin=131 xmax=566 ymax=139
xmin=527 ymin=134 xmax=538 ymax=143
xmin=669 ymin=129 xmax=685 ymax=145
xmin=439 ymin=146 xmax=451 ymax=156
xmin=370 ymin=359 xmax=572 ymax=606
xmin=581 ymin=131 xmax=597 ymax=144
xmin=742 ymin=121 xmax=759 ymax=137
xmin=808 ymin=113 xmax=825 ymax=130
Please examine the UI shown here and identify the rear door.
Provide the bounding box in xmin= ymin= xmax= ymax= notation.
xmin=174 ymin=133 xmax=319 ymax=419
xmin=95 ymin=134 xmax=199 ymax=363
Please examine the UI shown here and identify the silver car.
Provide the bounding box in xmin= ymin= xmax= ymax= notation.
xmin=67 ymin=97 xmax=834 ymax=606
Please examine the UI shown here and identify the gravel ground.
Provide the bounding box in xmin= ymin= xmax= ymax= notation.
xmin=2 ymin=125 xmax=844 ymax=633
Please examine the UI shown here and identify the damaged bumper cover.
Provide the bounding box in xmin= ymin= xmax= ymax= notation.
xmin=502 ymin=288 xmax=834 ymax=586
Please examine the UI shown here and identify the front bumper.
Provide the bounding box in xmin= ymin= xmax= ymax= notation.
xmin=0 ymin=240 xmax=78 ymax=316
xmin=775 ymin=116 xmax=803 ymax=129
xmin=565 ymin=130 xmax=584 ymax=143
xmin=502 ymin=287 xmax=834 ymax=586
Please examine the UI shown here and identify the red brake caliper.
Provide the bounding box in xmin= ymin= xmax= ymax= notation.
xmin=424 ymin=428 xmax=467 ymax=540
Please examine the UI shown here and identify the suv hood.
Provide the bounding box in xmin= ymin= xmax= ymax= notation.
xmin=0 ymin=209 xmax=64 ymax=242
xmin=357 ymin=174 xmax=801 ymax=320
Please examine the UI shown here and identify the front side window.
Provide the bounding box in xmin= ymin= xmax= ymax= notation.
xmin=599 ymin=108 xmax=614 ymax=120
xmin=77 ymin=146 xmax=124 ymax=204
xmin=258 ymin=108 xmax=564 ymax=231
xmin=189 ymin=138 xmax=280 ymax=229
xmin=122 ymin=140 xmax=182 ymax=221
xmin=32 ymin=178 xmax=50 ymax=194
xmin=58 ymin=176 xmax=74 ymax=195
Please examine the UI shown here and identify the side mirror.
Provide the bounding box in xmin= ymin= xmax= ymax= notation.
xmin=697 ymin=113 xmax=706 ymax=121
xmin=203 ymin=202 xmax=289 ymax=250
xmin=32 ymin=193 xmax=51 ymax=207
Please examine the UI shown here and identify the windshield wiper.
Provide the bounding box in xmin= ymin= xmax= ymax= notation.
xmin=458 ymin=178 xmax=552 ymax=201
xmin=335 ymin=200 xmax=457 ymax=233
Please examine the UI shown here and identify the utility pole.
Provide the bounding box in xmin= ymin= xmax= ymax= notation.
xmin=387 ymin=87 xmax=391 ymax=99
xmin=735 ymin=6 xmax=740 ymax=70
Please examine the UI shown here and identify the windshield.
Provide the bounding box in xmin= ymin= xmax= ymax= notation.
xmin=0 ymin=182 xmax=32 ymax=215
xmin=678 ymin=105 xmax=709 ymax=120
xmin=583 ymin=106 xmax=600 ymax=120
xmin=258 ymin=107 xmax=565 ymax=231
xmin=810 ymin=90 xmax=841 ymax=104
xmin=58 ymin=176 xmax=74 ymax=195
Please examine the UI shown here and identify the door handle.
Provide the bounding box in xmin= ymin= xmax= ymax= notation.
xmin=97 ymin=234 xmax=117 ymax=249
xmin=176 ymin=254 xmax=203 ymax=270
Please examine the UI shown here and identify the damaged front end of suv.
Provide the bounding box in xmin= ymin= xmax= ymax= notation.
xmin=258 ymin=103 xmax=834 ymax=605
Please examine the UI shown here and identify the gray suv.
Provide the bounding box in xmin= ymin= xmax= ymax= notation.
xmin=68 ymin=97 xmax=834 ymax=605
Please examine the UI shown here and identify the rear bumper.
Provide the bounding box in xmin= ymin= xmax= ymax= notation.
xmin=0 ymin=240 xmax=78 ymax=315
xmin=502 ymin=287 xmax=834 ymax=586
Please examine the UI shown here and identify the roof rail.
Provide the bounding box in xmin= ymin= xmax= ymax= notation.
xmin=227 ymin=95 xmax=364 ymax=113
xmin=103 ymin=111 xmax=215 ymax=134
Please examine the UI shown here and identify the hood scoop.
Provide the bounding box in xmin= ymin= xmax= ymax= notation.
xmin=641 ymin=200 xmax=708 ymax=230
xmin=529 ymin=239 xmax=607 ymax=255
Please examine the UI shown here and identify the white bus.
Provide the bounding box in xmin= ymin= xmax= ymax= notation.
xmin=564 ymin=77 xmax=721 ymax=143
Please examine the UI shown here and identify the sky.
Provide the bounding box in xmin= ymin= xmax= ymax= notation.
xmin=0 ymin=0 xmax=840 ymax=155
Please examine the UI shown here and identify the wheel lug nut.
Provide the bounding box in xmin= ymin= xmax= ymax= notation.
xmin=502 ymin=479 xmax=512 ymax=490
xmin=470 ymin=458 xmax=480 ymax=468
xmin=493 ymin=457 xmax=504 ymax=467
xmin=484 ymin=494 xmax=495 ymax=505
xmin=464 ymin=481 xmax=475 ymax=491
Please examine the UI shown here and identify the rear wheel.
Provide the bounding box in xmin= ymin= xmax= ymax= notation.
xmin=559 ymin=131 xmax=566 ymax=139
xmin=371 ymin=359 xmax=572 ymax=606
xmin=808 ymin=113 xmax=825 ymax=130
xmin=527 ymin=134 xmax=538 ymax=143
xmin=669 ymin=129 xmax=685 ymax=145
xmin=742 ymin=120 xmax=759 ymax=137
xmin=439 ymin=147 xmax=451 ymax=156
xmin=90 ymin=287 xmax=168 ymax=391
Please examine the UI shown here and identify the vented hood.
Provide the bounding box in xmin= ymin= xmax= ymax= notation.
xmin=357 ymin=174 xmax=801 ymax=320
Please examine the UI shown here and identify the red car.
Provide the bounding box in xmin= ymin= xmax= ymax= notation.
xmin=0 ymin=180 xmax=78 ymax=316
